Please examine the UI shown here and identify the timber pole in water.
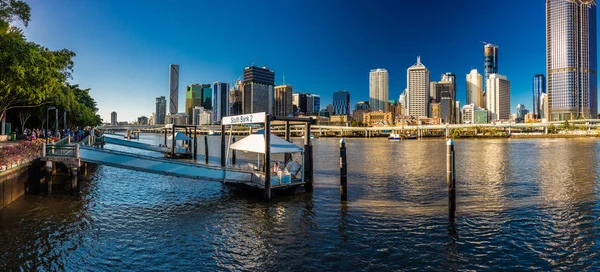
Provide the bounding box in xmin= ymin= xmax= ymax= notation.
xmin=231 ymin=136 xmax=236 ymax=165
xmin=204 ymin=135 xmax=209 ymax=164
xmin=447 ymin=139 xmax=456 ymax=220
xmin=264 ymin=115 xmax=272 ymax=201
xmin=304 ymin=121 xmax=313 ymax=192
xmin=340 ymin=138 xmax=347 ymax=201
xmin=221 ymin=125 xmax=226 ymax=167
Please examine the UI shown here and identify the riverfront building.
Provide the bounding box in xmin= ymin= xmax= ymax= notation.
xmin=369 ymin=68 xmax=389 ymax=112
xmin=274 ymin=84 xmax=293 ymax=116
xmin=546 ymin=0 xmax=597 ymax=120
xmin=486 ymin=74 xmax=511 ymax=121
xmin=466 ymin=69 xmax=484 ymax=108
xmin=169 ymin=64 xmax=179 ymax=114
xmin=533 ymin=74 xmax=545 ymax=118
xmin=516 ymin=104 xmax=529 ymax=123
xmin=364 ymin=110 xmax=393 ymax=126
xmin=461 ymin=104 xmax=488 ymax=124
xmin=229 ymin=80 xmax=243 ymax=116
xmin=213 ymin=82 xmax=229 ymax=124
xmin=155 ymin=96 xmax=166 ymax=125
xmin=437 ymin=81 xmax=455 ymax=124
xmin=540 ymin=92 xmax=549 ymax=119
xmin=243 ymin=66 xmax=275 ymax=114
xmin=185 ymin=84 xmax=212 ymax=124
xmin=110 ymin=111 xmax=117 ymax=126
xmin=406 ymin=57 xmax=430 ymax=117
xmin=484 ymin=44 xmax=499 ymax=94
xmin=333 ymin=90 xmax=351 ymax=119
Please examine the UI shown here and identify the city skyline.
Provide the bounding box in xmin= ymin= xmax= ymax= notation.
xmin=23 ymin=0 xmax=562 ymax=121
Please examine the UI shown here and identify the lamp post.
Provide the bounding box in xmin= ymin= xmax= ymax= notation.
xmin=46 ymin=106 xmax=56 ymax=144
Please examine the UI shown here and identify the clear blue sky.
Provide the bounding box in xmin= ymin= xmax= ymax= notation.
xmin=24 ymin=0 xmax=553 ymax=122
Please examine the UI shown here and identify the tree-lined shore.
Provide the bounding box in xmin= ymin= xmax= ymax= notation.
xmin=0 ymin=0 xmax=101 ymax=136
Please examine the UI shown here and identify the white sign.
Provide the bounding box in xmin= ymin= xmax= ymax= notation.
xmin=222 ymin=112 xmax=266 ymax=125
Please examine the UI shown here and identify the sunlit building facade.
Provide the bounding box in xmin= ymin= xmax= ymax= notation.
xmin=546 ymin=0 xmax=597 ymax=120
xmin=369 ymin=69 xmax=389 ymax=112
xmin=406 ymin=57 xmax=430 ymax=117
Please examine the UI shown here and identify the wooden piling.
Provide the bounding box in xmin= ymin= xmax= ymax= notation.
xmin=221 ymin=125 xmax=226 ymax=167
xmin=264 ymin=115 xmax=272 ymax=201
xmin=284 ymin=121 xmax=291 ymax=163
xmin=232 ymin=136 xmax=236 ymax=165
xmin=193 ymin=127 xmax=197 ymax=161
xmin=204 ymin=135 xmax=209 ymax=164
xmin=304 ymin=121 xmax=313 ymax=192
xmin=446 ymin=139 xmax=456 ymax=220
xmin=340 ymin=138 xmax=347 ymax=201
xmin=70 ymin=167 xmax=78 ymax=191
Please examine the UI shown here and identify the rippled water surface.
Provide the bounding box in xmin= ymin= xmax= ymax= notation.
xmin=2 ymin=135 xmax=600 ymax=271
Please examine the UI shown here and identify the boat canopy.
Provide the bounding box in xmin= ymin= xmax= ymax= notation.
xmin=230 ymin=129 xmax=303 ymax=154
xmin=168 ymin=131 xmax=192 ymax=141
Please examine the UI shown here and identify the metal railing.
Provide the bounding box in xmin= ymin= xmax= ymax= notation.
xmin=43 ymin=144 xmax=79 ymax=158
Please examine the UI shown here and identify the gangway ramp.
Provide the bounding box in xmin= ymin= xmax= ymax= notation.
xmin=103 ymin=136 xmax=169 ymax=153
xmin=79 ymin=146 xmax=252 ymax=182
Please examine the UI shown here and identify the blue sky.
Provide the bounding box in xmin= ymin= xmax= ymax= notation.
xmin=24 ymin=0 xmax=549 ymax=122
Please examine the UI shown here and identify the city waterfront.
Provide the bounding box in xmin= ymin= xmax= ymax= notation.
xmin=1 ymin=135 xmax=600 ymax=270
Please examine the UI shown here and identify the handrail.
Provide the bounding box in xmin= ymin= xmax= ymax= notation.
xmin=44 ymin=144 xmax=78 ymax=158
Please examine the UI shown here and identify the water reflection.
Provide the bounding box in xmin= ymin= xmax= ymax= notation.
xmin=1 ymin=136 xmax=600 ymax=270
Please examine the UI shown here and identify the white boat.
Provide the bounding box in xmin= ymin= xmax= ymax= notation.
xmin=388 ymin=133 xmax=400 ymax=141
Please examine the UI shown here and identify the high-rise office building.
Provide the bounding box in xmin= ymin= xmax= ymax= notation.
xmin=516 ymin=104 xmax=529 ymax=122
xmin=186 ymin=84 xmax=212 ymax=124
xmin=169 ymin=64 xmax=179 ymax=114
xmin=369 ymin=68 xmax=389 ymax=112
xmin=355 ymin=101 xmax=369 ymax=111
xmin=483 ymin=43 xmax=499 ymax=94
xmin=430 ymin=81 xmax=438 ymax=102
xmin=406 ymin=57 xmax=430 ymax=117
xmin=292 ymin=93 xmax=300 ymax=113
xmin=155 ymin=96 xmax=167 ymax=125
xmin=547 ymin=0 xmax=597 ymax=120
xmin=333 ymin=90 xmax=351 ymax=118
xmin=230 ymin=80 xmax=243 ymax=116
xmin=243 ymin=66 xmax=275 ymax=114
xmin=213 ymin=82 xmax=229 ymax=123
xmin=441 ymin=72 xmax=456 ymax=86
xmin=532 ymin=74 xmax=545 ymax=118
xmin=486 ymin=74 xmax=511 ymax=121
xmin=312 ymin=94 xmax=321 ymax=113
xmin=466 ymin=69 xmax=484 ymax=108
xmin=110 ymin=111 xmax=117 ymax=126
xmin=540 ymin=92 xmax=549 ymax=119
xmin=437 ymin=81 xmax=455 ymax=123
xmin=274 ymin=84 xmax=293 ymax=116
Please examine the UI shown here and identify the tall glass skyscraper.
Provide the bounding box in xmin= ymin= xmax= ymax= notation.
xmin=532 ymin=74 xmax=545 ymax=118
xmin=155 ymin=96 xmax=166 ymax=124
xmin=547 ymin=0 xmax=597 ymax=120
xmin=243 ymin=66 xmax=275 ymax=114
xmin=213 ymin=82 xmax=229 ymax=123
xmin=333 ymin=90 xmax=350 ymax=118
xmin=484 ymin=44 xmax=498 ymax=95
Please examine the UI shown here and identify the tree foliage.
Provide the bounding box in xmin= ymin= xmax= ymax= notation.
xmin=1 ymin=0 xmax=102 ymax=130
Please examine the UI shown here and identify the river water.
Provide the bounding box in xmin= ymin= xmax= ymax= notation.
xmin=1 ymin=135 xmax=600 ymax=271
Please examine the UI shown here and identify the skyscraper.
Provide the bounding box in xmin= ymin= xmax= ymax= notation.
xmin=486 ymin=74 xmax=511 ymax=121
xmin=169 ymin=64 xmax=179 ymax=114
xmin=516 ymin=104 xmax=529 ymax=122
xmin=466 ymin=69 xmax=484 ymax=108
xmin=243 ymin=66 xmax=275 ymax=114
xmin=312 ymin=94 xmax=321 ymax=113
xmin=532 ymin=74 xmax=545 ymax=118
xmin=274 ymin=84 xmax=293 ymax=116
xmin=155 ymin=96 xmax=166 ymax=124
xmin=483 ymin=43 xmax=499 ymax=94
xmin=546 ymin=0 xmax=597 ymax=120
xmin=110 ymin=111 xmax=117 ymax=126
xmin=369 ymin=69 xmax=389 ymax=112
xmin=407 ymin=57 xmax=430 ymax=117
xmin=333 ymin=90 xmax=351 ymax=118
xmin=437 ymin=81 xmax=455 ymax=123
xmin=186 ymin=84 xmax=212 ymax=124
xmin=213 ymin=82 xmax=230 ymax=123
xmin=230 ymin=80 xmax=243 ymax=116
